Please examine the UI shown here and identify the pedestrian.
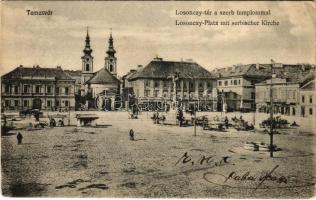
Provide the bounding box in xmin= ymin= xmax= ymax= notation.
xmin=129 ymin=129 xmax=134 ymax=141
xmin=224 ymin=116 xmax=229 ymax=129
xmin=17 ymin=132 xmax=23 ymax=144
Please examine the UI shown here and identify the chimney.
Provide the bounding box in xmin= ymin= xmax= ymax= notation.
xmin=256 ymin=63 xmax=260 ymax=70
xmin=153 ymin=56 xmax=163 ymax=61
xmin=56 ymin=66 xmax=62 ymax=69
xmin=19 ymin=65 xmax=23 ymax=68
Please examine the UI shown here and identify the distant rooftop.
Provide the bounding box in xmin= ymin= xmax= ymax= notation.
xmin=2 ymin=65 xmax=75 ymax=80
xmin=128 ymin=58 xmax=214 ymax=81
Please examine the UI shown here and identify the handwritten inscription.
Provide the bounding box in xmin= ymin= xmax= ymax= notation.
xmin=203 ymin=165 xmax=315 ymax=190
xmin=175 ymin=151 xmax=231 ymax=167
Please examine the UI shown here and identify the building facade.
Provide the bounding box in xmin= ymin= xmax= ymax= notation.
xmin=126 ymin=57 xmax=216 ymax=111
xmin=1 ymin=65 xmax=76 ymax=111
xmin=299 ymin=73 xmax=316 ymax=118
xmin=85 ymin=32 xmax=120 ymax=99
xmin=213 ymin=63 xmax=315 ymax=112
xmin=255 ymin=78 xmax=300 ymax=116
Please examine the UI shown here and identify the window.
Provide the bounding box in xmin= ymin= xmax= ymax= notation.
xmin=65 ymin=87 xmax=69 ymax=95
xmin=251 ymin=92 xmax=255 ymax=99
xmin=5 ymin=100 xmax=10 ymax=106
xmin=47 ymin=100 xmax=51 ymax=107
xmin=230 ymin=80 xmax=233 ymax=85
xmin=234 ymin=80 xmax=237 ymax=85
xmin=163 ymin=81 xmax=168 ymax=88
xmin=292 ymin=108 xmax=296 ymax=116
xmin=154 ymin=81 xmax=159 ymax=88
xmin=144 ymin=80 xmax=150 ymax=87
xmin=14 ymin=100 xmax=19 ymax=107
xmin=23 ymin=85 xmax=29 ymax=93
xmin=310 ymin=96 xmax=313 ymax=104
xmin=35 ymin=85 xmax=41 ymax=93
xmin=218 ymin=81 xmax=222 ymax=86
xmin=144 ymin=90 xmax=150 ymax=97
xmin=224 ymin=81 xmax=228 ymax=86
xmin=14 ymin=86 xmax=19 ymax=94
xmin=47 ymin=86 xmax=52 ymax=94
xmin=183 ymin=82 xmax=187 ymax=90
xmin=56 ymin=87 xmax=60 ymax=95
xmin=5 ymin=85 xmax=10 ymax=93
xmin=109 ymin=64 xmax=113 ymax=72
xmin=309 ymin=108 xmax=313 ymax=115
xmin=85 ymin=64 xmax=90 ymax=71
xmin=65 ymin=100 xmax=69 ymax=107
xmin=238 ymin=80 xmax=241 ymax=85
xmin=207 ymin=82 xmax=212 ymax=88
xmin=23 ymin=100 xmax=28 ymax=107
xmin=189 ymin=82 xmax=194 ymax=89
xmin=154 ymin=90 xmax=159 ymax=97
xmin=56 ymin=100 xmax=60 ymax=106
xmin=302 ymin=95 xmax=305 ymax=103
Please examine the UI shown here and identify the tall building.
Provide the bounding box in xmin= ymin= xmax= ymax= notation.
xmin=1 ymin=65 xmax=76 ymax=111
xmin=80 ymin=28 xmax=94 ymax=95
xmin=104 ymin=32 xmax=117 ymax=77
xmin=83 ymin=31 xmax=120 ymax=110
xmin=126 ymin=57 xmax=216 ymax=111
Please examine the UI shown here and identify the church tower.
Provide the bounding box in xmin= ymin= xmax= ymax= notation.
xmin=104 ymin=31 xmax=117 ymax=77
xmin=81 ymin=27 xmax=94 ymax=92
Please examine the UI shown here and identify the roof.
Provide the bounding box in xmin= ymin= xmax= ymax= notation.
xmin=64 ymin=70 xmax=82 ymax=77
xmin=212 ymin=64 xmax=271 ymax=78
xmin=85 ymin=67 xmax=120 ymax=84
xmin=300 ymin=80 xmax=315 ymax=91
xmin=128 ymin=60 xmax=214 ymax=80
xmin=1 ymin=65 xmax=74 ymax=80
xmin=212 ymin=63 xmax=315 ymax=83
xmin=122 ymin=70 xmax=138 ymax=80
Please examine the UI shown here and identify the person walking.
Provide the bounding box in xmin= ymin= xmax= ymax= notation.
xmin=224 ymin=116 xmax=229 ymax=129
xmin=17 ymin=132 xmax=23 ymax=144
xmin=129 ymin=129 xmax=134 ymax=141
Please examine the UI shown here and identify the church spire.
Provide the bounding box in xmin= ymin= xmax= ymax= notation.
xmin=83 ymin=26 xmax=92 ymax=56
xmin=106 ymin=28 xmax=116 ymax=56
xmin=104 ymin=29 xmax=117 ymax=77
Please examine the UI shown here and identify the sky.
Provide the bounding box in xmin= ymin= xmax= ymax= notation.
xmin=1 ymin=1 xmax=315 ymax=77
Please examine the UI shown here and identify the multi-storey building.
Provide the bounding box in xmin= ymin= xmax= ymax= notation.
xmin=213 ymin=63 xmax=315 ymax=112
xmin=255 ymin=78 xmax=300 ymax=116
xmin=126 ymin=57 xmax=216 ymax=111
xmin=299 ymin=72 xmax=315 ymax=117
xmin=1 ymin=65 xmax=75 ymax=111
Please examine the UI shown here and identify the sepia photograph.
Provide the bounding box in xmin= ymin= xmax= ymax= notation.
xmin=1 ymin=1 xmax=316 ymax=198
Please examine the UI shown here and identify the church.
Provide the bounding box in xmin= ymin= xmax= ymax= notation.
xmin=72 ymin=28 xmax=120 ymax=100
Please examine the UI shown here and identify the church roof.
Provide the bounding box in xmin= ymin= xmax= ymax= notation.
xmin=128 ymin=59 xmax=214 ymax=80
xmin=85 ymin=67 xmax=120 ymax=85
xmin=2 ymin=65 xmax=74 ymax=80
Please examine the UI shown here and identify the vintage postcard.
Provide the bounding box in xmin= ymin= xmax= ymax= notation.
xmin=1 ymin=0 xmax=316 ymax=198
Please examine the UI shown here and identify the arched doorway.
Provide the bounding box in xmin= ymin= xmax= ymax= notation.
xmin=33 ymin=98 xmax=42 ymax=110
